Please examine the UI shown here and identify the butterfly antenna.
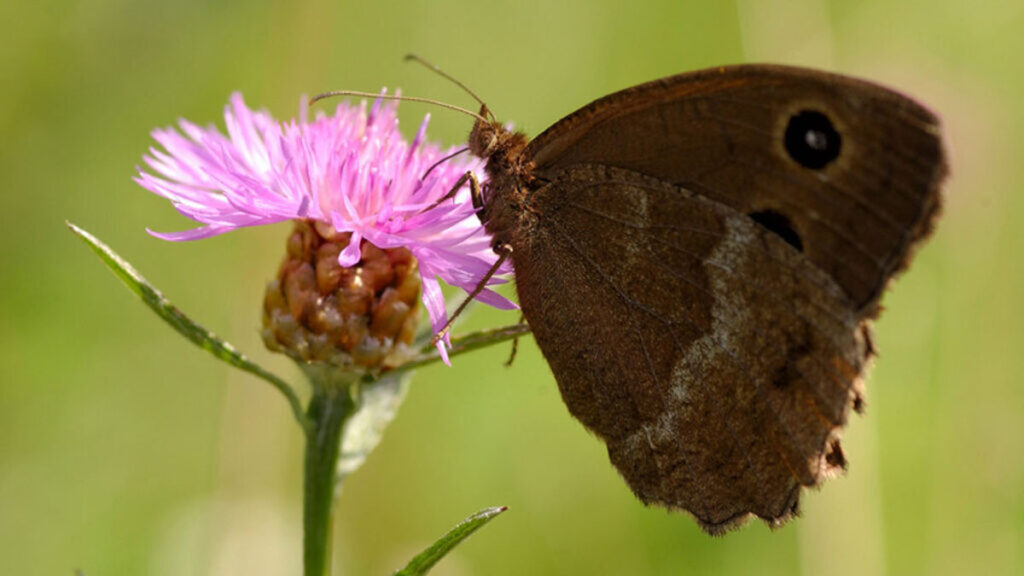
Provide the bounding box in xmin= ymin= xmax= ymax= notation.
xmin=309 ymin=91 xmax=490 ymax=124
xmin=404 ymin=54 xmax=496 ymax=122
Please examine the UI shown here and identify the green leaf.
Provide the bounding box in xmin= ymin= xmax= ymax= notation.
xmin=67 ymin=222 xmax=308 ymax=432
xmin=336 ymin=371 xmax=411 ymax=488
xmin=394 ymin=506 xmax=508 ymax=576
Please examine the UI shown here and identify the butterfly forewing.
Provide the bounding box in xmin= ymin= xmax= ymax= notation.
xmin=524 ymin=65 xmax=945 ymax=311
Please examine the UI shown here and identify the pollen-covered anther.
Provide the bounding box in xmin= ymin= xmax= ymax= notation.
xmin=263 ymin=221 xmax=422 ymax=369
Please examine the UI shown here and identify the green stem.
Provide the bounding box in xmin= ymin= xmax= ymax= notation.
xmin=303 ymin=380 xmax=358 ymax=576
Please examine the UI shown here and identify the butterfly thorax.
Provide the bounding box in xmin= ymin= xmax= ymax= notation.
xmin=468 ymin=116 xmax=533 ymax=248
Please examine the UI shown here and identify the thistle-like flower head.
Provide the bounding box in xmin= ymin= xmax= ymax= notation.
xmin=136 ymin=92 xmax=514 ymax=365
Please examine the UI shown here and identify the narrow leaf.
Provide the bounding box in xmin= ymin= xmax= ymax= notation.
xmin=68 ymin=222 xmax=308 ymax=431
xmin=396 ymin=323 xmax=531 ymax=373
xmin=394 ymin=506 xmax=508 ymax=576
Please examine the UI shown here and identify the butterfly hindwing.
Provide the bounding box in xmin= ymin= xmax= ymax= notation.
xmin=511 ymin=164 xmax=869 ymax=532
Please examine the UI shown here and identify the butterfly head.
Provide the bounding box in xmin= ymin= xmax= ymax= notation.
xmin=468 ymin=106 xmax=503 ymax=159
xmin=468 ymin=106 xmax=529 ymax=164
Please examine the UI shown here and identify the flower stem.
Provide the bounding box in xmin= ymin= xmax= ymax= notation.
xmin=303 ymin=379 xmax=358 ymax=576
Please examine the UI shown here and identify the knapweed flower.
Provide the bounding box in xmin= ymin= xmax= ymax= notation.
xmin=136 ymin=92 xmax=514 ymax=366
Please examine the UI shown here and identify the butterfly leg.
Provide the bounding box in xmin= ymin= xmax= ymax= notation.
xmin=429 ymin=242 xmax=513 ymax=347
xmin=417 ymin=170 xmax=477 ymax=215
xmin=468 ymin=171 xmax=485 ymax=212
xmin=505 ymin=313 xmax=526 ymax=367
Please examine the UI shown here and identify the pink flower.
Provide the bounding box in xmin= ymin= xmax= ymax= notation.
xmin=136 ymin=92 xmax=514 ymax=363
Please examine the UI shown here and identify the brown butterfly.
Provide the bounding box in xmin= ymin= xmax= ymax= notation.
xmin=434 ymin=64 xmax=946 ymax=533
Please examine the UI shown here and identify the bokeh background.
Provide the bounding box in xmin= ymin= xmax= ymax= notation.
xmin=2 ymin=0 xmax=1021 ymax=574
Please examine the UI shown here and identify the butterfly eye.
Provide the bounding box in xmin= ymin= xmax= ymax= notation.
xmin=784 ymin=110 xmax=841 ymax=169
xmin=749 ymin=209 xmax=804 ymax=252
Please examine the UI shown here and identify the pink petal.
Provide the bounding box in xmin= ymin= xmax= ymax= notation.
xmin=338 ymin=231 xmax=362 ymax=267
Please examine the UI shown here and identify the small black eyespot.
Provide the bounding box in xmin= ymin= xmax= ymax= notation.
xmin=749 ymin=210 xmax=803 ymax=252
xmin=784 ymin=110 xmax=841 ymax=169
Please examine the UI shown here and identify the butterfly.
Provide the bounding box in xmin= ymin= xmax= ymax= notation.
xmin=433 ymin=63 xmax=947 ymax=533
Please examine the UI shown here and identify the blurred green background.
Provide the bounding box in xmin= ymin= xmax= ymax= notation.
xmin=2 ymin=0 xmax=1021 ymax=574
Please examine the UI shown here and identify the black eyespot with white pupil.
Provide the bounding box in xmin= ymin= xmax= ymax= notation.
xmin=784 ymin=110 xmax=841 ymax=169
